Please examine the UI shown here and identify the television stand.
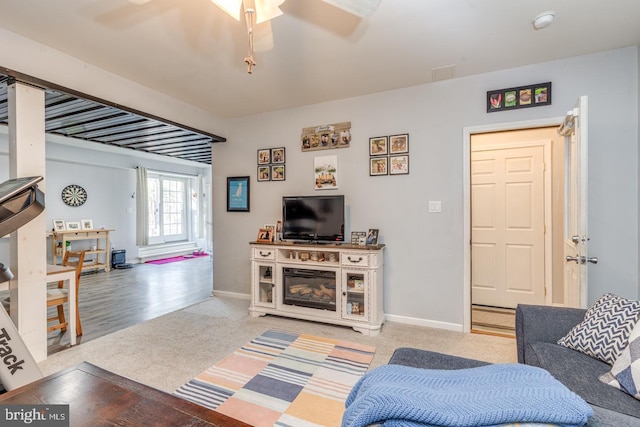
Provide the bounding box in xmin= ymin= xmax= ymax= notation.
xmin=249 ymin=241 xmax=385 ymax=335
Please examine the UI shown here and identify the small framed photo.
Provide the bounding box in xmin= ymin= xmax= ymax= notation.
xmin=227 ymin=176 xmax=250 ymax=212
xmin=257 ymin=166 xmax=270 ymax=182
xmin=52 ymin=219 xmax=66 ymax=232
xmin=351 ymin=231 xmax=366 ymax=246
xmin=256 ymin=227 xmax=273 ymax=243
xmin=66 ymin=221 xmax=81 ymax=231
xmin=81 ymin=219 xmax=94 ymax=230
xmin=370 ymin=157 xmax=388 ymax=176
xmin=369 ymin=136 xmax=388 ymax=156
xmin=264 ymin=224 xmax=276 ymax=237
xmin=389 ymin=155 xmax=409 ymax=175
xmin=271 ymin=147 xmax=285 ymax=164
xmin=389 ymin=134 xmax=409 ymax=154
xmin=257 ymin=149 xmax=271 ymax=165
xmin=271 ymin=165 xmax=285 ymax=181
xmin=366 ymin=229 xmax=379 ymax=245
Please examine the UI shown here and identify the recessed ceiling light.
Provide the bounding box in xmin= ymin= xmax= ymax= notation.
xmin=532 ymin=11 xmax=555 ymax=30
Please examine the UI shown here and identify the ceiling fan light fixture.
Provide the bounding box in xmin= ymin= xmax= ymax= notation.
xmin=532 ymin=11 xmax=555 ymax=30
xmin=211 ymin=0 xmax=243 ymax=20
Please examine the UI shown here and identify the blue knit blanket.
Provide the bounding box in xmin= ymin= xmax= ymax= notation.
xmin=342 ymin=364 xmax=593 ymax=427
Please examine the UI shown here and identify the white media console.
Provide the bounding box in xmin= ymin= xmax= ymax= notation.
xmin=250 ymin=241 xmax=385 ymax=335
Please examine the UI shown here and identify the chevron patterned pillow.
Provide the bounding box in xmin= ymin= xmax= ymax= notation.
xmin=599 ymin=319 xmax=640 ymax=399
xmin=557 ymin=293 xmax=640 ymax=365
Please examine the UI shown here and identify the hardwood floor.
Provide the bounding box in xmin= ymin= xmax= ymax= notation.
xmin=47 ymin=255 xmax=213 ymax=355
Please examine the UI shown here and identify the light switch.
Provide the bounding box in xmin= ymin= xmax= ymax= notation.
xmin=428 ymin=201 xmax=442 ymax=213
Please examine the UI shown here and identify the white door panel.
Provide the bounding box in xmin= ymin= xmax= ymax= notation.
xmin=472 ymin=145 xmax=545 ymax=308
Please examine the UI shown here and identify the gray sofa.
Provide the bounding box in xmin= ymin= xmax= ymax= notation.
xmin=387 ymin=303 xmax=640 ymax=427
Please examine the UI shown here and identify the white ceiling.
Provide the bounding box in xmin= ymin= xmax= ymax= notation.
xmin=0 ymin=0 xmax=638 ymax=119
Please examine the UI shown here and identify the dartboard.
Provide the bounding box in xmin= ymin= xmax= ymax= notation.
xmin=61 ymin=184 xmax=87 ymax=207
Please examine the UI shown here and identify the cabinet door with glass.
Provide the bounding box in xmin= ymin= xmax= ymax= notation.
xmin=254 ymin=263 xmax=276 ymax=308
xmin=342 ymin=270 xmax=368 ymax=321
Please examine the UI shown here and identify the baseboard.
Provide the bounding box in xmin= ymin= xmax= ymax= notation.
xmin=384 ymin=313 xmax=464 ymax=332
xmin=212 ymin=290 xmax=251 ymax=300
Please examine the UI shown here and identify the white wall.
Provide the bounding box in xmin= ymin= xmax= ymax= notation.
xmin=0 ymin=132 xmax=211 ymax=264
xmin=213 ymin=47 xmax=639 ymax=329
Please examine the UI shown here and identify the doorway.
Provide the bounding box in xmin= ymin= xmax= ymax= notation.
xmin=463 ymin=118 xmax=565 ymax=334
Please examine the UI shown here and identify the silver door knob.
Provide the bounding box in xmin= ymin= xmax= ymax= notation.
xmin=571 ymin=235 xmax=581 ymax=244
xmin=586 ymin=257 xmax=598 ymax=264
xmin=566 ymin=256 xmax=580 ymax=263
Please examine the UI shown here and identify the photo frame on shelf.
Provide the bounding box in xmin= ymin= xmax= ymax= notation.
xmin=366 ymin=229 xmax=379 ymax=245
xmin=350 ymin=231 xmax=366 ymax=246
xmin=66 ymin=221 xmax=81 ymax=231
xmin=370 ymin=157 xmax=388 ymax=176
xmin=389 ymin=134 xmax=409 ymax=154
xmin=257 ymin=149 xmax=270 ymax=164
xmin=369 ymin=136 xmax=388 ymax=156
xmin=52 ymin=219 xmax=66 ymax=232
xmin=389 ymin=155 xmax=410 ymax=175
xmin=257 ymin=166 xmax=270 ymax=182
xmin=227 ymin=176 xmax=250 ymax=212
xmin=81 ymin=219 xmax=93 ymax=230
xmin=256 ymin=227 xmax=273 ymax=243
xmin=271 ymin=165 xmax=285 ymax=181
xmin=271 ymin=147 xmax=285 ymax=164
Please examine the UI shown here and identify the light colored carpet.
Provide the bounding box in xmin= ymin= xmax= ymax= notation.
xmin=38 ymin=296 xmax=517 ymax=394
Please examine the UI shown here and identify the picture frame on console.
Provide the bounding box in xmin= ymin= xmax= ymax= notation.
xmin=257 ymin=228 xmax=273 ymax=243
xmin=366 ymin=229 xmax=379 ymax=245
xmin=81 ymin=219 xmax=93 ymax=230
xmin=66 ymin=221 xmax=81 ymax=231
xmin=351 ymin=231 xmax=366 ymax=246
xmin=52 ymin=219 xmax=66 ymax=232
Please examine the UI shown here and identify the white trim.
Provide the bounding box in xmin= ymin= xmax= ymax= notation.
xmin=385 ymin=313 xmax=463 ymax=332
xmin=462 ymin=117 xmax=564 ymax=333
xmin=212 ymin=290 xmax=251 ymax=300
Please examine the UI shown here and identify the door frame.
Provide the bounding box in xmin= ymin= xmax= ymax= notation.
xmin=463 ymin=117 xmax=564 ymax=333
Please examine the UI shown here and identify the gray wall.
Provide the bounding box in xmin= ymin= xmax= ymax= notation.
xmin=213 ymin=47 xmax=639 ymax=329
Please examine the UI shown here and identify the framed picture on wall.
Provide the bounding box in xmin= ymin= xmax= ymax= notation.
xmin=389 ymin=155 xmax=409 ymax=175
xmin=257 ymin=149 xmax=271 ymax=165
xmin=271 ymin=165 xmax=285 ymax=181
xmin=389 ymin=134 xmax=409 ymax=154
xmin=370 ymin=157 xmax=388 ymax=176
xmin=257 ymin=166 xmax=270 ymax=182
xmin=227 ymin=176 xmax=250 ymax=212
xmin=271 ymin=147 xmax=285 ymax=164
xmin=369 ymin=137 xmax=388 ymax=156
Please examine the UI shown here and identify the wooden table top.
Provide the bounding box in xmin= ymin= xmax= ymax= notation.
xmin=0 ymin=362 xmax=250 ymax=427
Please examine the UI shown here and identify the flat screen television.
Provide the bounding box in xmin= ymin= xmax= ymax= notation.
xmin=282 ymin=195 xmax=344 ymax=243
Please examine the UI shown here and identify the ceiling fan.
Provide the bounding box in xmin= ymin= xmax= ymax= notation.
xmin=128 ymin=0 xmax=382 ymax=73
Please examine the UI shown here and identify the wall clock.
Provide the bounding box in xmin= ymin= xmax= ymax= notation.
xmin=61 ymin=184 xmax=87 ymax=207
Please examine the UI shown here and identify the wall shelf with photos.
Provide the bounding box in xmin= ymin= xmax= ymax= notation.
xmin=369 ymin=134 xmax=409 ymax=176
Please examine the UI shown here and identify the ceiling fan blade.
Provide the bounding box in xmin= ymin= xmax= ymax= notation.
xmin=320 ymin=0 xmax=381 ymax=17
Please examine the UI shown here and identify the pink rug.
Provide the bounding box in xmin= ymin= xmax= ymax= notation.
xmin=146 ymin=253 xmax=209 ymax=265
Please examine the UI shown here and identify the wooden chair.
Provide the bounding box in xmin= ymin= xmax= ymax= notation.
xmin=47 ymin=250 xmax=85 ymax=336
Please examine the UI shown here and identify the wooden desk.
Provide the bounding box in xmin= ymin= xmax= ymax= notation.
xmin=47 ymin=265 xmax=77 ymax=347
xmin=0 ymin=362 xmax=250 ymax=426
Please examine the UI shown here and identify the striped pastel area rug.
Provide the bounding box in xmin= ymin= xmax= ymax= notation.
xmin=174 ymin=328 xmax=376 ymax=427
